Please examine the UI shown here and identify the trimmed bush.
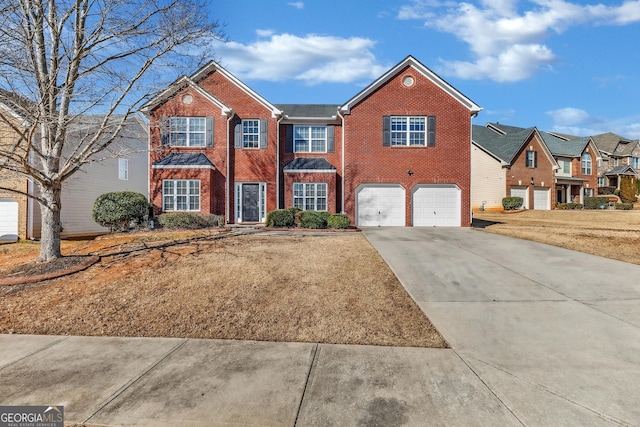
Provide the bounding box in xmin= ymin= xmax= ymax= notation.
xmin=299 ymin=210 xmax=327 ymax=229
xmin=617 ymin=203 xmax=634 ymax=210
xmin=318 ymin=211 xmax=332 ymax=222
xmin=584 ymin=196 xmax=613 ymax=210
xmin=266 ymin=209 xmax=295 ymax=227
xmin=93 ymin=191 xmax=150 ymax=232
xmin=157 ymin=212 xmax=219 ymax=229
xmin=327 ymin=213 xmax=351 ymax=229
xmin=597 ymin=186 xmax=616 ymax=195
xmin=502 ymin=196 xmax=523 ymax=210
xmin=557 ymin=203 xmax=584 ymax=210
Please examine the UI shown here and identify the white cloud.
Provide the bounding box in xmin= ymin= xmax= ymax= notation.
xmin=211 ymin=32 xmax=387 ymax=85
xmin=546 ymin=107 xmax=640 ymax=139
xmin=288 ymin=1 xmax=304 ymax=9
xmin=398 ymin=0 xmax=640 ymax=82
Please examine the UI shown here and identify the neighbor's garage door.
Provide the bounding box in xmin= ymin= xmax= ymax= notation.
xmin=533 ymin=187 xmax=550 ymax=210
xmin=510 ymin=186 xmax=528 ymax=209
xmin=412 ymin=184 xmax=461 ymax=227
xmin=0 ymin=198 xmax=19 ymax=241
xmin=356 ymin=185 xmax=405 ymax=226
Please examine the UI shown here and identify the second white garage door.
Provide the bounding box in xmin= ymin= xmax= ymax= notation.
xmin=412 ymin=185 xmax=461 ymax=227
xmin=356 ymin=185 xmax=405 ymax=226
xmin=533 ymin=187 xmax=550 ymax=210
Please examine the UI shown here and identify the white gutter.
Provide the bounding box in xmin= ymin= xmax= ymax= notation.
xmin=337 ymin=109 xmax=346 ymax=213
xmin=226 ymin=111 xmax=235 ymax=224
xmin=276 ymin=115 xmax=283 ymax=208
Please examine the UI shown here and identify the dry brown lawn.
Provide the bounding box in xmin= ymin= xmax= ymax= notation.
xmin=0 ymin=229 xmax=446 ymax=348
xmin=474 ymin=209 xmax=640 ymax=265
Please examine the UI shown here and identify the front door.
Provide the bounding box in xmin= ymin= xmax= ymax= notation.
xmin=242 ymin=183 xmax=260 ymax=222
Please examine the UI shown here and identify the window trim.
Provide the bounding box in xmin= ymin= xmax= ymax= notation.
xmin=390 ymin=116 xmax=426 ymax=147
xmin=293 ymin=125 xmax=328 ymax=153
xmin=235 ymin=182 xmax=267 ymax=222
xmin=118 ymin=158 xmax=128 ymax=180
xmin=581 ymin=153 xmax=592 ymax=175
xmin=293 ymin=182 xmax=328 ymax=211
xmin=162 ymin=179 xmax=200 ymax=212
xmin=168 ymin=117 xmax=207 ymax=147
xmin=525 ymin=150 xmax=537 ymax=168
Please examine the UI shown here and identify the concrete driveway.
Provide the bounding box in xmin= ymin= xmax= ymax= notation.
xmin=364 ymin=227 xmax=640 ymax=426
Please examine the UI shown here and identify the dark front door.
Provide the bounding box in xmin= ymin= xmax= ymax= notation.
xmin=242 ymin=183 xmax=260 ymax=222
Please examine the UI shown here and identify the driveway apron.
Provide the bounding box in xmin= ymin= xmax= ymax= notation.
xmin=364 ymin=227 xmax=640 ymax=426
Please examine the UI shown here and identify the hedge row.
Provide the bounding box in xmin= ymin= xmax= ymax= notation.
xmin=157 ymin=212 xmax=224 ymax=229
xmin=266 ymin=208 xmax=351 ymax=229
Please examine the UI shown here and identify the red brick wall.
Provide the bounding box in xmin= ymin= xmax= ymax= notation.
xmin=507 ymin=133 xmax=556 ymax=208
xmin=148 ymin=70 xmax=279 ymax=222
xmin=150 ymin=168 xmax=214 ymax=216
xmin=572 ymin=144 xmax=599 ymax=196
xmin=342 ymin=65 xmax=473 ymax=226
xmin=283 ymin=172 xmax=337 ymax=213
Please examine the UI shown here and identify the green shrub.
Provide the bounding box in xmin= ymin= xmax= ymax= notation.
xmin=318 ymin=211 xmax=331 ymax=222
xmin=93 ymin=191 xmax=150 ymax=232
xmin=299 ymin=210 xmax=327 ymax=229
xmin=584 ymin=197 xmax=612 ymax=210
xmin=617 ymin=203 xmax=634 ymax=210
xmin=327 ymin=213 xmax=351 ymax=229
xmin=502 ymin=196 xmax=523 ymax=210
xmin=266 ymin=209 xmax=295 ymax=227
xmin=157 ymin=212 xmax=219 ymax=229
xmin=288 ymin=206 xmax=302 ymax=215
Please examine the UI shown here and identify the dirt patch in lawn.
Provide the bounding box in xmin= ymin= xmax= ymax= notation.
xmin=0 ymin=230 xmax=446 ymax=348
xmin=473 ymin=210 xmax=640 ymax=265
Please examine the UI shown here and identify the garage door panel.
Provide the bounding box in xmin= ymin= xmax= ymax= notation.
xmin=0 ymin=198 xmax=19 ymax=241
xmin=510 ymin=187 xmax=528 ymax=209
xmin=413 ymin=185 xmax=460 ymax=227
xmin=533 ymin=187 xmax=550 ymax=210
xmin=357 ymin=185 xmax=405 ymax=227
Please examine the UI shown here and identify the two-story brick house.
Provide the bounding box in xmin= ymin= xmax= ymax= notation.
xmin=142 ymin=56 xmax=482 ymax=226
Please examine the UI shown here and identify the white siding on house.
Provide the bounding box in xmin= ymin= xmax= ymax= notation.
xmin=471 ymin=145 xmax=506 ymax=211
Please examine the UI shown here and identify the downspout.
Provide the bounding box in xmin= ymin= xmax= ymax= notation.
xmin=337 ymin=109 xmax=346 ymax=213
xmin=276 ymin=114 xmax=283 ymax=208
xmin=470 ymin=111 xmax=479 ymax=225
xmin=226 ymin=111 xmax=235 ymax=224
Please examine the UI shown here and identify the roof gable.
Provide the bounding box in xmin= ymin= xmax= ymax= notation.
xmin=339 ymin=56 xmax=481 ymax=114
xmin=141 ymin=61 xmax=282 ymax=118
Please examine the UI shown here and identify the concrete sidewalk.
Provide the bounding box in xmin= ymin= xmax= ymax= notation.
xmin=364 ymin=227 xmax=640 ymax=427
xmin=0 ymin=334 xmax=519 ymax=426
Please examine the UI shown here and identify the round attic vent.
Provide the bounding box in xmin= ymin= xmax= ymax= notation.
xmin=182 ymin=94 xmax=193 ymax=104
xmin=402 ymin=76 xmax=415 ymax=87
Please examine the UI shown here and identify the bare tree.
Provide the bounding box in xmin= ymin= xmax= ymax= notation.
xmin=0 ymin=0 xmax=222 ymax=261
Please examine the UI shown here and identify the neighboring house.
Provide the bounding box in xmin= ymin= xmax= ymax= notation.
xmin=472 ymin=123 xmax=599 ymax=210
xmin=0 ymin=104 xmax=148 ymax=240
xmin=590 ymin=132 xmax=640 ymax=190
xmin=142 ymin=56 xmax=481 ymax=227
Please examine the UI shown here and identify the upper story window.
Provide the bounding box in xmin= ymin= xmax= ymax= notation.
xmin=558 ymin=158 xmax=571 ymax=175
xmin=614 ymin=158 xmax=620 ymax=166
xmin=118 ymin=159 xmax=128 ymax=180
xmin=632 ymin=157 xmax=639 ymax=169
xmin=294 ymin=126 xmax=327 ymax=152
xmin=526 ymin=151 xmax=537 ymax=168
xmin=234 ymin=119 xmax=267 ymax=149
xmin=170 ymin=117 xmax=205 ymax=146
xmin=383 ymin=116 xmax=435 ymax=147
xmin=582 ymin=153 xmax=592 ymax=175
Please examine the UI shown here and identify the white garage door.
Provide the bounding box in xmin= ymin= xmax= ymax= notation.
xmin=533 ymin=187 xmax=550 ymax=210
xmin=413 ymin=185 xmax=461 ymax=227
xmin=0 ymin=198 xmax=19 ymax=241
xmin=510 ymin=187 xmax=528 ymax=209
xmin=357 ymin=185 xmax=405 ymax=226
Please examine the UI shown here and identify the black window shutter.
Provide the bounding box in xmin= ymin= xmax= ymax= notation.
xmin=206 ymin=117 xmax=214 ymax=147
xmin=160 ymin=117 xmax=169 ymax=146
xmin=383 ymin=116 xmax=390 ymax=146
xmin=260 ymin=119 xmax=267 ymax=149
xmin=285 ymin=124 xmax=293 ymax=152
xmin=327 ymin=125 xmax=334 ymax=152
xmin=427 ymin=116 xmax=436 ymax=147
xmin=234 ymin=119 xmax=242 ymax=149
xmin=534 ymin=151 xmax=538 ymax=168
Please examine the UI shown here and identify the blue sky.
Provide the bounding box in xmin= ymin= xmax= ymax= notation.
xmin=208 ymin=0 xmax=640 ymax=139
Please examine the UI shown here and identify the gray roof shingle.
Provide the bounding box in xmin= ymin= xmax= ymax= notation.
xmin=153 ymin=152 xmax=214 ymax=167
xmin=473 ymin=125 xmax=535 ymax=164
xmin=275 ymin=104 xmax=340 ymax=119
xmin=283 ymin=158 xmax=336 ymax=171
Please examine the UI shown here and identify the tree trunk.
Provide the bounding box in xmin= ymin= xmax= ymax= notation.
xmin=38 ymin=184 xmax=63 ymax=262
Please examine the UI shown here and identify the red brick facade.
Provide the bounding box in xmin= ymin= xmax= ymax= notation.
xmin=143 ymin=57 xmax=481 ymax=226
xmin=507 ymin=132 xmax=556 ymax=209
